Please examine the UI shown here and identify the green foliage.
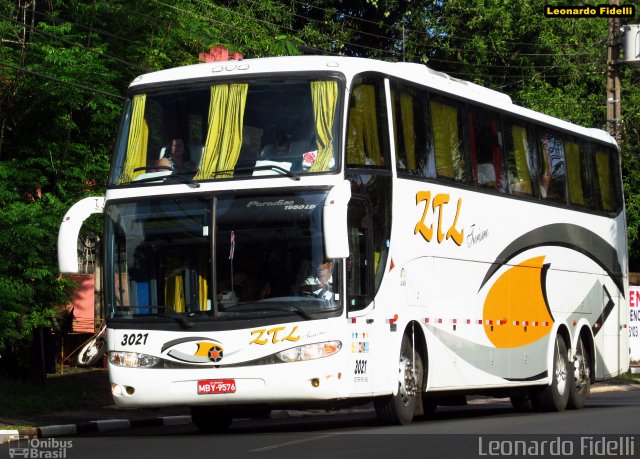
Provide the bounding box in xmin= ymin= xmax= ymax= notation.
xmin=0 ymin=162 xmax=76 ymax=369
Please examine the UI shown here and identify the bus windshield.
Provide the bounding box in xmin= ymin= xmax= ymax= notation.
xmin=108 ymin=77 xmax=341 ymax=185
xmin=105 ymin=191 xmax=340 ymax=322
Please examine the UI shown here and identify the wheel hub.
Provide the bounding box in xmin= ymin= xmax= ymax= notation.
xmin=399 ymin=356 xmax=419 ymax=398
xmin=573 ymin=353 xmax=590 ymax=390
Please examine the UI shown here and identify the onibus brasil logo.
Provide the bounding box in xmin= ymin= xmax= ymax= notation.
xmin=7 ymin=435 xmax=72 ymax=458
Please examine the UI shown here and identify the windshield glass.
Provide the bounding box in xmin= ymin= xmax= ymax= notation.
xmin=108 ymin=77 xmax=341 ymax=185
xmin=105 ymin=192 xmax=340 ymax=321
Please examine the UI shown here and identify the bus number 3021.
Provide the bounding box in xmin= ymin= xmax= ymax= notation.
xmin=121 ymin=333 xmax=149 ymax=346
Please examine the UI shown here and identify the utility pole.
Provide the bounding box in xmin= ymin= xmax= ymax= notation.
xmin=606 ymin=0 xmax=622 ymax=144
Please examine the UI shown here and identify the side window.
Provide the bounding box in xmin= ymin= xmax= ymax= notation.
xmin=347 ymin=199 xmax=373 ymax=311
xmin=346 ymin=78 xmax=390 ymax=169
xmin=467 ymin=106 xmax=504 ymax=191
xmin=346 ymin=173 xmax=392 ymax=311
xmin=565 ymin=137 xmax=594 ymax=209
xmin=593 ymin=146 xmax=620 ymax=212
xmin=536 ymin=128 xmax=566 ymax=203
xmin=429 ymin=95 xmax=470 ymax=183
xmin=390 ymin=82 xmax=435 ymax=178
xmin=504 ymin=119 xmax=537 ymax=197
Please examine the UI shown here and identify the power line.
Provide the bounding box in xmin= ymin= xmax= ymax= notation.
xmin=0 ymin=13 xmax=150 ymax=72
xmin=287 ymin=0 xmax=603 ymax=51
xmin=0 ymin=3 xmax=609 ymax=107
xmin=32 ymin=9 xmax=141 ymax=46
xmin=0 ymin=59 xmax=124 ymax=100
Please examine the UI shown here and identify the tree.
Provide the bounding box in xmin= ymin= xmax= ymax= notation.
xmin=0 ymin=0 xmax=303 ymax=375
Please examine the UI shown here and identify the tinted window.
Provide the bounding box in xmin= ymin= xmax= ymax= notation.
xmin=430 ymin=95 xmax=470 ymax=183
xmin=593 ymin=146 xmax=620 ymax=212
xmin=390 ymin=82 xmax=435 ymax=178
xmin=536 ymin=128 xmax=566 ymax=203
xmin=346 ymin=77 xmax=390 ymax=169
xmin=467 ymin=106 xmax=505 ymax=191
xmin=504 ymin=119 xmax=537 ymax=197
xmin=565 ymin=137 xmax=594 ymax=209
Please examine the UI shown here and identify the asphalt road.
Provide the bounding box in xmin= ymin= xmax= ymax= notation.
xmin=2 ymin=386 xmax=639 ymax=459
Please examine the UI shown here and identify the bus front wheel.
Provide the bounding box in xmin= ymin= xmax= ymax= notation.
xmin=374 ymin=333 xmax=424 ymax=425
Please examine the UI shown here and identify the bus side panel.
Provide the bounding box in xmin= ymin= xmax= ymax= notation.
xmin=387 ymin=179 xmax=628 ymax=393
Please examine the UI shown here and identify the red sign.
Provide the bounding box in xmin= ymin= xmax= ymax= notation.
xmin=197 ymin=379 xmax=236 ymax=394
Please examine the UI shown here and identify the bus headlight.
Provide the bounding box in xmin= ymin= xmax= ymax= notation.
xmin=109 ymin=351 xmax=160 ymax=368
xmin=276 ymin=341 xmax=342 ymax=363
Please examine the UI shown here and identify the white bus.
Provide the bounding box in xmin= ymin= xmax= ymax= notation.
xmin=58 ymin=54 xmax=629 ymax=431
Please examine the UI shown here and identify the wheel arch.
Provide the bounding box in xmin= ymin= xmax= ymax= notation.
xmin=556 ymin=323 xmax=571 ymax=348
xmin=574 ymin=324 xmax=596 ymax=384
xmin=404 ymin=321 xmax=428 ymax=391
xmin=546 ymin=323 xmax=571 ymax=385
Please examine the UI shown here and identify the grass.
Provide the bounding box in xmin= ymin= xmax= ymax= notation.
xmin=0 ymin=367 xmax=112 ymax=424
xmin=614 ymin=371 xmax=640 ymax=385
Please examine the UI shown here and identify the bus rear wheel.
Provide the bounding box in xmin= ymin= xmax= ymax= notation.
xmin=190 ymin=406 xmax=233 ymax=433
xmin=374 ymin=333 xmax=424 ymax=425
xmin=568 ymin=335 xmax=591 ymax=409
xmin=535 ymin=334 xmax=572 ymax=412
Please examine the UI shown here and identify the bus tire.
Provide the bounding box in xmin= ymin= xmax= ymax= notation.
xmin=535 ymin=334 xmax=572 ymax=412
xmin=190 ymin=406 xmax=233 ymax=433
xmin=374 ymin=333 xmax=424 ymax=425
xmin=568 ymin=335 xmax=591 ymax=409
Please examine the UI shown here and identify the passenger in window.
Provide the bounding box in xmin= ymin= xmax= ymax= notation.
xmin=260 ymin=133 xmax=290 ymax=158
xmin=259 ymin=133 xmax=295 ymax=169
xmin=154 ymin=139 xmax=196 ymax=173
xmin=299 ymin=260 xmax=334 ymax=300
xmin=273 ymin=134 xmax=291 ymax=156
xmin=539 ymin=151 xmax=553 ymax=198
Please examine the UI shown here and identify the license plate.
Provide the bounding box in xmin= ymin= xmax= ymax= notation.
xmin=197 ymin=379 xmax=236 ymax=394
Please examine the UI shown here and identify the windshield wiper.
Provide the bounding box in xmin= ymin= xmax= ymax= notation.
xmin=220 ymin=302 xmax=315 ymax=320
xmin=133 ymin=165 xmax=172 ymax=173
xmin=152 ymin=310 xmax=194 ymax=328
xmin=215 ymin=165 xmax=301 ymax=181
xmin=161 ymin=174 xmax=200 ymax=188
xmin=270 ymin=303 xmax=315 ymax=320
xmin=129 ymin=166 xmax=200 ymax=188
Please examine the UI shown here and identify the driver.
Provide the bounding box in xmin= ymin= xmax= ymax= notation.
xmin=300 ymin=260 xmax=333 ymax=300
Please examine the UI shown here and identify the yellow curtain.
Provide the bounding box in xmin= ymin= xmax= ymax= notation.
xmin=390 ymin=91 xmax=400 ymax=164
xmin=511 ymin=125 xmax=532 ymax=194
xmin=596 ymin=150 xmax=615 ymax=211
xmin=194 ymin=84 xmax=248 ymax=180
xmin=198 ymin=256 xmax=208 ymax=311
xmin=565 ymin=141 xmax=585 ymax=205
xmin=430 ymin=100 xmax=458 ymax=179
xmin=350 ymin=85 xmax=381 ymax=165
xmin=400 ymin=93 xmax=416 ymax=170
xmin=347 ymin=109 xmax=366 ymax=165
xmin=119 ymin=94 xmax=148 ymax=183
xmin=309 ymin=81 xmax=338 ymax=172
xmin=361 ymin=85 xmax=381 ymax=165
xmin=164 ymin=264 xmax=185 ymax=313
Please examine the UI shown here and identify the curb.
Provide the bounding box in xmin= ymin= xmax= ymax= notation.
xmin=1 ymin=415 xmax=192 ymax=442
xmin=38 ymin=415 xmax=192 ymax=437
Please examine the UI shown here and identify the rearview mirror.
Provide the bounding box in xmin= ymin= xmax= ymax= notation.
xmin=323 ymin=180 xmax=351 ymax=259
xmin=58 ymin=197 xmax=105 ymax=273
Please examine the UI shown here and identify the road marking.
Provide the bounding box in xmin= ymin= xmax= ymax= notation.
xmin=249 ymin=434 xmax=337 ymax=452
